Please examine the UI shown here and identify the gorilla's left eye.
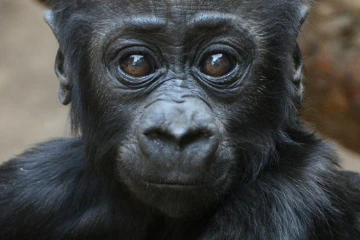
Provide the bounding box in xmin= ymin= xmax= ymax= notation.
xmin=201 ymin=53 xmax=236 ymax=77
xmin=119 ymin=54 xmax=155 ymax=77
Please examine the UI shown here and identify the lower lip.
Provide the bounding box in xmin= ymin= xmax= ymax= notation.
xmin=138 ymin=174 xmax=228 ymax=189
xmin=139 ymin=181 xmax=205 ymax=189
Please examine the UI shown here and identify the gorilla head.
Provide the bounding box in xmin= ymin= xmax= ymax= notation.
xmin=44 ymin=0 xmax=308 ymax=217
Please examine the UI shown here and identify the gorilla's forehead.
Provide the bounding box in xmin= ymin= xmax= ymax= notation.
xmin=84 ymin=0 xmax=251 ymax=42
xmin=100 ymin=0 xmax=240 ymax=10
xmin=93 ymin=0 xmax=242 ymax=20
xmin=59 ymin=0 xmax=303 ymax=51
xmin=76 ymin=0 xmax=303 ymax=32
xmin=86 ymin=0 xmax=297 ymax=20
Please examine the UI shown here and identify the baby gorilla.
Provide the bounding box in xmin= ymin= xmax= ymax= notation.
xmin=1 ymin=0 xmax=360 ymax=239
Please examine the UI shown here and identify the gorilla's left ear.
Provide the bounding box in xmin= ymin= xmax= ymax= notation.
xmin=298 ymin=4 xmax=309 ymax=30
xmin=292 ymin=4 xmax=309 ymax=101
xmin=292 ymin=44 xmax=304 ymax=101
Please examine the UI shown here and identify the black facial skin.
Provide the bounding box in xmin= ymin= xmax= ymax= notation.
xmin=1 ymin=0 xmax=360 ymax=239
xmin=105 ymin=11 xmax=257 ymax=217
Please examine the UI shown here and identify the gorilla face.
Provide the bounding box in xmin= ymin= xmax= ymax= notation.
xmin=49 ymin=0 xmax=306 ymax=217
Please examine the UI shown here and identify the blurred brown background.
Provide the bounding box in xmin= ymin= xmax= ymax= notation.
xmin=0 ymin=0 xmax=359 ymax=171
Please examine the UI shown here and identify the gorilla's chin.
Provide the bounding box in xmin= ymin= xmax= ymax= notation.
xmin=127 ymin=179 xmax=221 ymax=218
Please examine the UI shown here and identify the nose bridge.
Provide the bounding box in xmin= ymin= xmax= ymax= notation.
xmin=163 ymin=47 xmax=185 ymax=74
xmin=143 ymin=97 xmax=212 ymax=131
xmin=156 ymin=80 xmax=189 ymax=102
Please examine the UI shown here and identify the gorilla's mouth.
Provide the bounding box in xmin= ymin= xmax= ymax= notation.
xmin=122 ymin=169 xmax=232 ymax=218
xmin=137 ymin=172 xmax=229 ymax=190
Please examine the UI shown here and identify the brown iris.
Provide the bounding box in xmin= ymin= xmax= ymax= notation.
xmin=120 ymin=55 xmax=152 ymax=77
xmin=202 ymin=53 xmax=233 ymax=77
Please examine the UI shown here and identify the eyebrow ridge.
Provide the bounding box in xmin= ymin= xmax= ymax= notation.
xmin=187 ymin=12 xmax=238 ymax=32
xmin=124 ymin=16 xmax=167 ymax=32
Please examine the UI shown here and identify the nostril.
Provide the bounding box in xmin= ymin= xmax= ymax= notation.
xmin=143 ymin=129 xmax=175 ymax=144
xmin=199 ymin=130 xmax=212 ymax=138
xmin=179 ymin=129 xmax=213 ymax=148
xmin=144 ymin=130 xmax=160 ymax=138
xmin=143 ymin=128 xmax=213 ymax=149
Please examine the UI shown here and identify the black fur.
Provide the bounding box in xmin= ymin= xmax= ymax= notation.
xmin=1 ymin=0 xmax=360 ymax=239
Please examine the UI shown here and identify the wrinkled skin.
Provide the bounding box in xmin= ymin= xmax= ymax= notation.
xmin=0 ymin=0 xmax=360 ymax=239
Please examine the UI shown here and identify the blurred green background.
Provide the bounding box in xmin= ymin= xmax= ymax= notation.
xmin=0 ymin=0 xmax=359 ymax=171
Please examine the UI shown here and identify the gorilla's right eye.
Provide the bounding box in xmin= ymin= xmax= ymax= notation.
xmin=119 ymin=54 xmax=155 ymax=77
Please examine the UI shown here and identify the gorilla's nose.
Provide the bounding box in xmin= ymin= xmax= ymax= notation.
xmin=137 ymin=99 xmax=220 ymax=172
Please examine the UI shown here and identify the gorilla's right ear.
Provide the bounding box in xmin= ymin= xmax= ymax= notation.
xmin=45 ymin=10 xmax=72 ymax=105
xmin=55 ymin=50 xmax=72 ymax=105
xmin=44 ymin=10 xmax=58 ymax=36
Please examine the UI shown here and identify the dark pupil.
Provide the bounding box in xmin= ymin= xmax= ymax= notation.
xmin=203 ymin=53 xmax=231 ymax=77
xmin=120 ymin=55 xmax=151 ymax=77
